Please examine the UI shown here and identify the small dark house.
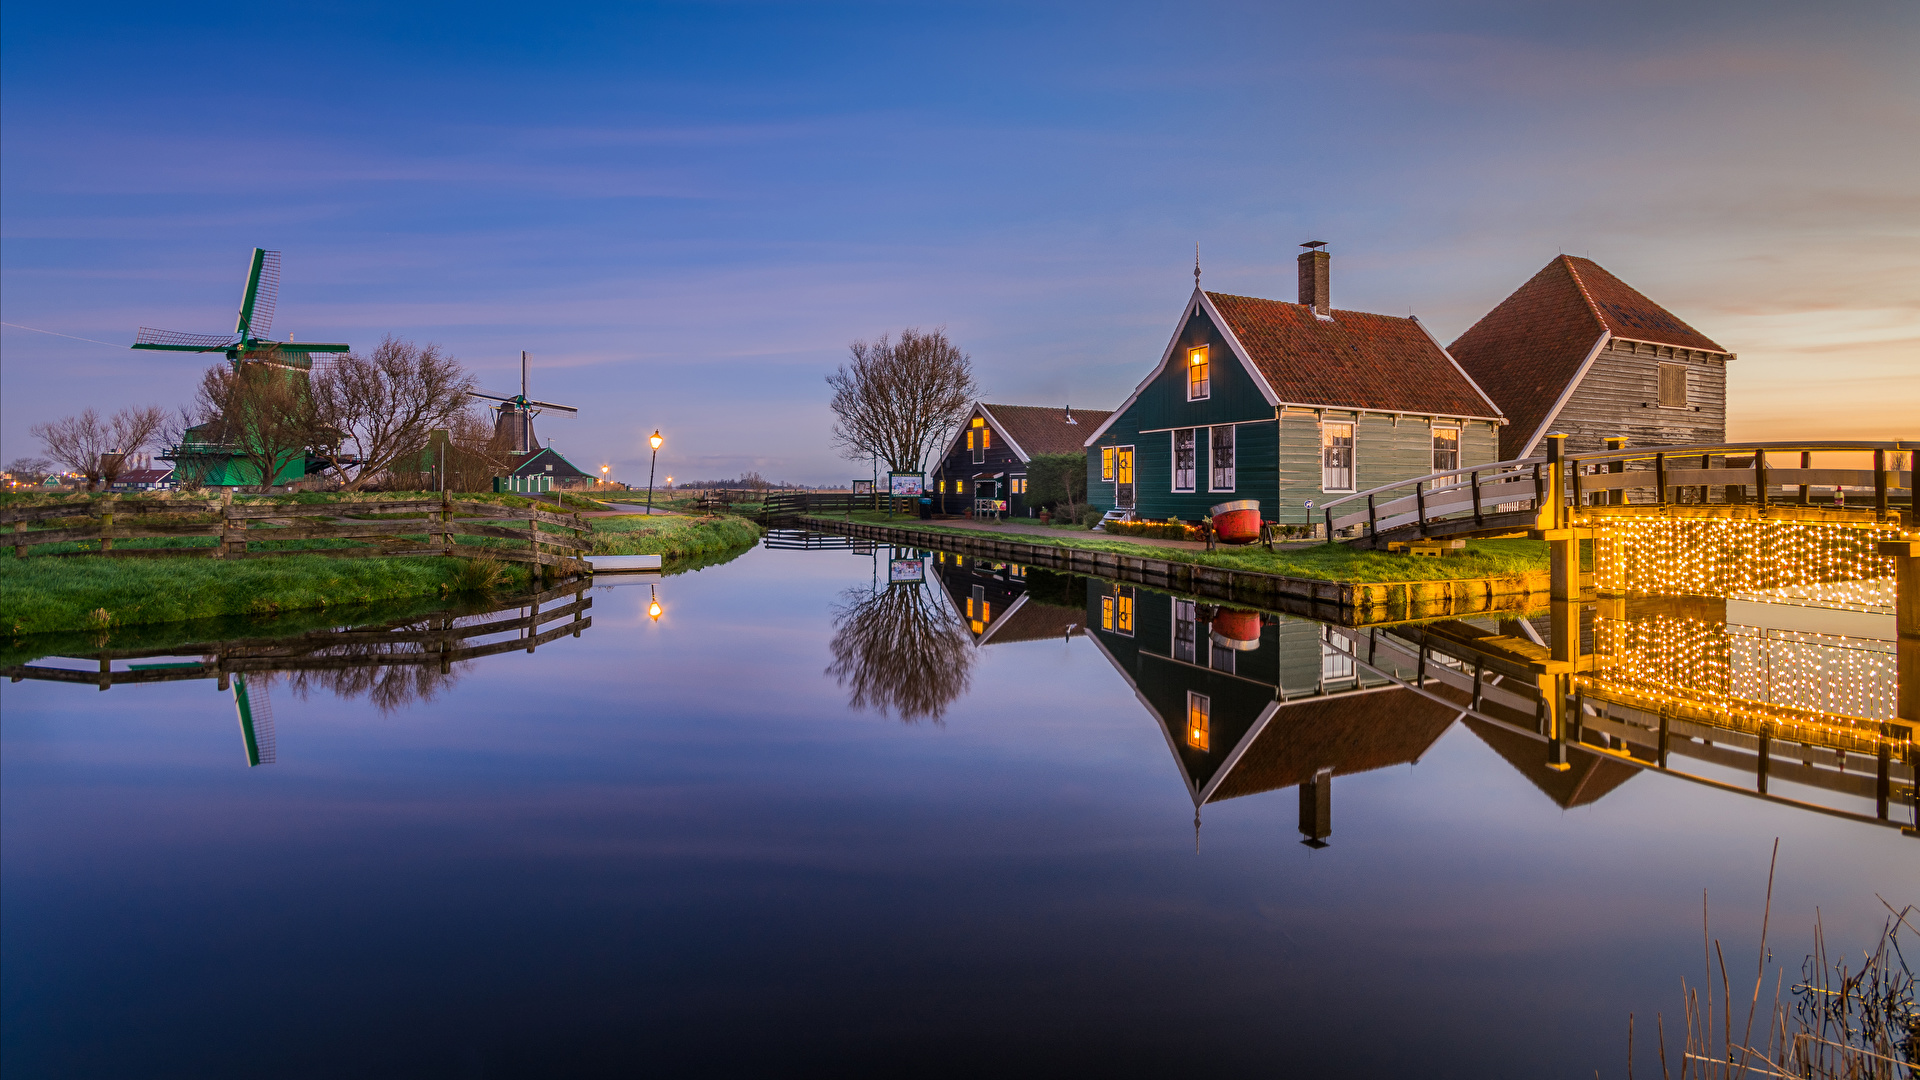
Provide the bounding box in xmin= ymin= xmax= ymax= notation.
xmin=495 ymin=446 xmax=596 ymax=493
xmin=1448 ymin=255 xmax=1734 ymax=459
xmin=1084 ymin=245 xmax=1506 ymax=528
xmin=931 ymin=402 xmax=1112 ymax=517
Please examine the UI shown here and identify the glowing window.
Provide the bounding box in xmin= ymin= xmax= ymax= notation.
xmin=1101 ymin=595 xmax=1115 ymax=630
xmin=1116 ymin=590 xmax=1134 ymax=633
xmin=1101 ymin=447 xmax=1115 ymax=481
xmin=1186 ymin=692 xmax=1211 ymax=751
xmin=1115 ymin=447 xmax=1134 ymax=485
xmin=1187 ymin=346 xmax=1210 ymax=400
xmin=1322 ymin=423 xmax=1354 ymax=492
xmin=1432 ymin=427 xmax=1459 ymax=473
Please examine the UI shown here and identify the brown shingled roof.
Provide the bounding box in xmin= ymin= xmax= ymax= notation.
xmin=1205 ymin=291 xmax=1502 ymax=420
xmin=1448 ymin=256 xmax=1727 ymax=458
xmin=1206 ymin=687 xmax=1459 ymax=803
xmin=980 ymin=403 xmax=1112 ymax=459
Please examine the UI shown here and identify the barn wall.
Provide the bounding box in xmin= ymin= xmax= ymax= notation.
xmin=1545 ymin=341 xmax=1728 ymax=455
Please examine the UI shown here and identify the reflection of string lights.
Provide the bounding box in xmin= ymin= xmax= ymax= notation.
xmin=1585 ymin=614 xmax=1905 ymax=753
xmin=1587 ymin=515 xmax=1898 ymax=599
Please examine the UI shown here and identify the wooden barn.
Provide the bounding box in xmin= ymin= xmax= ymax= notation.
xmin=1083 ymin=245 xmax=1506 ymax=529
xmin=1447 ymin=255 xmax=1733 ymax=459
xmin=931 ymin=402 xmax=1111 ymax=517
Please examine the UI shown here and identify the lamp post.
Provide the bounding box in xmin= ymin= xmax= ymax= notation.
xmin=600 ymin=464 xmax=609 ymax=488
xmin=647 ymin=430 xmax=663 ymax=515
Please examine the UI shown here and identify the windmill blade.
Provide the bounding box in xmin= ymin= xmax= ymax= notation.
xmin=233 ymin=674 xmax=277 ymax=767
xmin=134 ymin=326 xmax=238 ymax=350
xmin=525 ymin=399 xmax=579 ymax=414
xmin=273 ymin=341 xmax=351 ymax=355
xmin=471 ymin=391 xmax=519 ymax=404
xmin=235 ymin=249 xmax=281 ymax=339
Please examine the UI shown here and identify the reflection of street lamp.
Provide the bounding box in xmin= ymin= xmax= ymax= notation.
xmin=647 ymin=430 xmax=663 ymax=515
xmin=648 ymin=583 xmax=663 ymax=622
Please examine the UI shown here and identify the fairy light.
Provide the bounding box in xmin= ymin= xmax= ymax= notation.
xmin=1586 ymin=514 xmax=1900 ymax=599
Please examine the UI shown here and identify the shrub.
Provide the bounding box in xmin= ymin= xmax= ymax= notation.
xmin=1105 ymin=518 xmax=1201 ymax=541
xmin=1076 ymin=504 xmax=1104 ymax=527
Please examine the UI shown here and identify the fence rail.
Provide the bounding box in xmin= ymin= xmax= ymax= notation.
xmin=1 ymin=496 xmax=590 ymax=571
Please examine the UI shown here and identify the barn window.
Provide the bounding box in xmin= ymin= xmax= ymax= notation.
xmin=1432 ymin=426 xmax=1460 ymax=473
xmin=1186 ymin=692 xmax=1211 ymax=751
xmin=1173 ymin=429 xmax=1197 ymax=491
xmin=1210 ymin=426 xmax=1235 ymax=491
xmin=1322 ymin=422 xmax=1354 ymax=492
xmin=1100 ymin=446 xmax=1115 ymax=481
xmin=1659 ymin=363 xmax=1689 ymax=408
xmin=1187 ymin=346 xmax=1210 ymax=400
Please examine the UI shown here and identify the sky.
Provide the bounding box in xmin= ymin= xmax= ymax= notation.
xmin=2 ymin=0 xmax=1915 ymax=484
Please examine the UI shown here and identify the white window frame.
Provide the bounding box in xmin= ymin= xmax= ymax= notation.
xmin=1171 ymin=428 xmax=1197 ymax=492
xmin=1209 ymin=424 xmax=1235 ymax=492
xmin=1173 ymin=599 xmax=1198 ymax=664
xmin=1185 ymin=691 xmax=1211 ymax=751
xmin=1100 ymin=446 xmax=1115 ymax=482
xmin=1431 ymin=425 xmax=1460 ymax=474
xmin=1186 ymin=345 xmax=1210 ymax=401
xmin=1321 ymin=421 xmax=1355 ymax=493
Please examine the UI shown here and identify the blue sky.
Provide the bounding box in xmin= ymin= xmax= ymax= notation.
xmin=3 ymin=0 xmax=1914 ymax=483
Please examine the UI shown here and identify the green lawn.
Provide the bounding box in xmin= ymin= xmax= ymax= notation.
xmin=0 ymin=554 xmax=531 ymax=636
xmin=586 ymin=513 xmax=762 ymax=559
xmin=821 ymin=513 xmax=1547 ymax=584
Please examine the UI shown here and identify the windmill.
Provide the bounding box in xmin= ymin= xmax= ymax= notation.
xmin=133 ymin=249 xmax=351 ymax=488
xmin=133 ymin=248 xmax=350 ymax=370
xmin=473 ymin=350 xmax=578 ymax=455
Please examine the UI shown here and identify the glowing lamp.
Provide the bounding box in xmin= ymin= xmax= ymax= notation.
xmin=649 ymin=431 xmax=663 ymax=451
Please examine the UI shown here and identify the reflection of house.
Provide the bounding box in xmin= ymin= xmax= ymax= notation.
xmin=1083 ymin=245 xmax=1504 ymax=528
xmin=932 ymin=553 xmax=1084 ymax=644
xmin=932 ymin=403 xmax=1112 ymax=517
xmin=1085 ymin=579 xmax=1457 ymax=845
xmin=1462 ymin=717 xmax=1637 ymax=809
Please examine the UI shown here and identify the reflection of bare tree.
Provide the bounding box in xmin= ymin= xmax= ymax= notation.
xmin=826 ymin=584 xmax=975 ymax=723
xmin=280 ymin=655 xmax=465 ymax=713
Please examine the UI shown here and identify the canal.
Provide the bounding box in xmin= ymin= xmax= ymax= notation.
xmin=2 ymin=536 xmax=1914 ymax=1077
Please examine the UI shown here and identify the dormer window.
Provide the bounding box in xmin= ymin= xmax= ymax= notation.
xmin=1187 ymin=346 xmax=1210 ymax=401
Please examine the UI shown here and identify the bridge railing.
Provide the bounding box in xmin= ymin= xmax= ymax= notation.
xmin=1319 ymin=440 xmax=1913 ymax=542
xmin=1320 ymin=457 xmax=1546 ymax=539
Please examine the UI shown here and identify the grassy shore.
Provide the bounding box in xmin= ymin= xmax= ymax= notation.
xmin=823 ymin=512 xmax=1548 ymax=584
xmin=0 ymin=492 xmax=762 ymax=636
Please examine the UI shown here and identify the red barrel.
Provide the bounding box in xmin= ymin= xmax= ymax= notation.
xmin=1210 ymin=500 xmax=1262 ymax=544
xmin=1208 ymin=608 xmax=1261 ymax=651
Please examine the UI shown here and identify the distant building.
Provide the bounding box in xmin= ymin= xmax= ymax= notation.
xmin=1084 ymin=245 xmax=1506 ymax=527
xmin=111 ymin=468 xmax=175 ymax=492
xmin=494 ymin=446 xmax=596 ymax=493
xmin=931 ymin=402 xmax=1112 ymax=517
xmin=1448 ymin=256 xmax=1733 ymax=459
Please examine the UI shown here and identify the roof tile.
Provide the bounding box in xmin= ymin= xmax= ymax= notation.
xmin=980 ymin=403 xmax=1112 ymax=459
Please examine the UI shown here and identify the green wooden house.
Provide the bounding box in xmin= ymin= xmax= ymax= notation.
xmin=1083 ymin=245 xmax=1506 ymax=530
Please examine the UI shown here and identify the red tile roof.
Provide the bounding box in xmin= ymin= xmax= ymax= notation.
xmin=979 ymin=403 xmax=1112 ymax=459
xmin=1205 ymin=292 xmax=1501 ymax=419
xmin=1447 ymin=256 xmax=1727 ymax=458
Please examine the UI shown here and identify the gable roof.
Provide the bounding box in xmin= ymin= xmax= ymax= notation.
xmin=509 ymin=446 xmax=594 ymax=480
xmin=1448 ymin=256 xmax=1729 ymax=458
xmin=1207 ymin=686 xmax=1460 ymax=802
xmin=980 ymin=403 xmax=1111 ymax=460
xmin=1083 ymin=287 xmax=1503 ymax=447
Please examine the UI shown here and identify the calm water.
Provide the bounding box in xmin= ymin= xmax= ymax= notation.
xmin=2 ymin=539 xmax=1913 ymax=1078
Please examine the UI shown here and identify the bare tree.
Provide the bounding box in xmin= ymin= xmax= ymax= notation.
xmin=194 ymin=363 xmax=325 ymax=492
xmin=5 ymin=456 xmax=54 ymax=487
xmin=31 ymin=405 xmax=167 ymax=491
xmin=312 ymin=337 xmax=477 ymax=490
xmin=380 ymin=406 xmax=512 ymax=493
xmin=825 ymin=583 xmax=975 ymax=723
xmin=827 ymin=327 xmax=976 ymax=474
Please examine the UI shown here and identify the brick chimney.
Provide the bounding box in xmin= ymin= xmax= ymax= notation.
xmin=1298 ymin=241 xmax=1330 ymax=315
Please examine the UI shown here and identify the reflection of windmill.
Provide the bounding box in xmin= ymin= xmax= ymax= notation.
xmin=133 ymin=248 xmax=349 ymax=371
xmin=232 ymin=674 xmax=277 ymax=767
xmin=474 ymin=351 xmax=578 ymax=455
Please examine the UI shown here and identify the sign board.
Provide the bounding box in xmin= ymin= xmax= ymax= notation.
xmin=888 ymin=556 xmax=926 ymax=585
xmin=888 ymin=472 xmax=924 ymax=497
xmin=852 ymin=480 xmax=875 ymax=496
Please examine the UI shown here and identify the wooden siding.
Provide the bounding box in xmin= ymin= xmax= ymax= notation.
xmin=1546 ymin=340 xmax=1728 ymax=454
xmin=932 ymin=408 xmax=1033 ymax=515
xmin=1273 ymin=410 xmax=1501 ymax=525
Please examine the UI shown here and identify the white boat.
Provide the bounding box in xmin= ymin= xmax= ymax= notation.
xmin=587 ymin=554 xmax=662 ymax=573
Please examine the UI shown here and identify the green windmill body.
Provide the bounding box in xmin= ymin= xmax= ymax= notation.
xmin=135 ymin=249 xmax=351 ymax=489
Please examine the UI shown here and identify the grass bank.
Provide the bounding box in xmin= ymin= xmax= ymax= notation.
xmin=0 ymin=554 xmax=531 ymax=637
xmin=824 ymin=512 xmax=1546 ymax=584
xmin=587 ymin=513 xmax=762 ymax=560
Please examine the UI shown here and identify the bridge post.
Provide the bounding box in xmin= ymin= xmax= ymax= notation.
xmin=1605 ymin=436 xmax=1627 ymax=506
xmin=1299 ymin=767 xmax=1332 ymax=848
xmin=1655 ymin=453 xmax=1668 ymax=507
xmin=1875 ymin=448 xmax=1889 ymax=520
xmin=1798 ymin=451 xmax=1812 ymax=506
xmin=1884 ymin=539 xmax=1919 ymax=730
xmin=1541 ymin=673 xmax=1571 ymax=772
xmin=1756 ymin=449 xmax=1769 ymax=509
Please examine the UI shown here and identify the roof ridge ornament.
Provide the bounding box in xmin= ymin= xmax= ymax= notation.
xmin=1194 ymin=243 xmax=1201 ymax=287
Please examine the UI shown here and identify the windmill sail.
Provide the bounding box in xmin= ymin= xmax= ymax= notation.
xmin=236 ymin=249 xmax=281 ymax=340
xmin=233 ymin=674 xmax=277 ymax=766
xmin=135 ymin=327 xmax=240 ymax=350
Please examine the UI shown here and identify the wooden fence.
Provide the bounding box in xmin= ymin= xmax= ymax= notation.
xmin=1 ymin=496 xmax=591 ymax=572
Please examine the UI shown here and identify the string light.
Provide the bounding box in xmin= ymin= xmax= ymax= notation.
xmin=1586 ymin=514 xmax=1900 ymax=599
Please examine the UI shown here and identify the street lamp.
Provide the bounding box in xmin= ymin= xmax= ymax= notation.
xmin=600 ymin=464 xmax=609 ymax=487
xmin=647 ymin=430 xmax=663 ymax=515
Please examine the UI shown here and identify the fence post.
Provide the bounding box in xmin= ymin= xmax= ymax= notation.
xmin=14 ymin=520 xmax=26 ymax=559
xmin=99 ymin=497 xmax=115 ymax=553
xmin=1874 ymin=447 xmax=1888 ymax=519
xmin=1604 ymin=436 xmax=1627 ymax=506
xmin=529 ymin=514 xmax=543 ymax=585
xmin=1414 ymin=482 xmax=1426 ymax=537
xmin=1755 ymin=448 xmax=1769 ymax=509
xmin=1471 ymin=471 xmax=1483 ymax=526
xmin=1655 ymin=453 xmax=1668 ymax=507
xmin=1798 ymin=451 xmax=1812 ymax=506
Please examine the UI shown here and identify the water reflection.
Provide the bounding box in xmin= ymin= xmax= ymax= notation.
xmin=826 ymin=553 xmax=973 ymax=722
xmin=1 ymin=580 xmax=594 ymax=762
